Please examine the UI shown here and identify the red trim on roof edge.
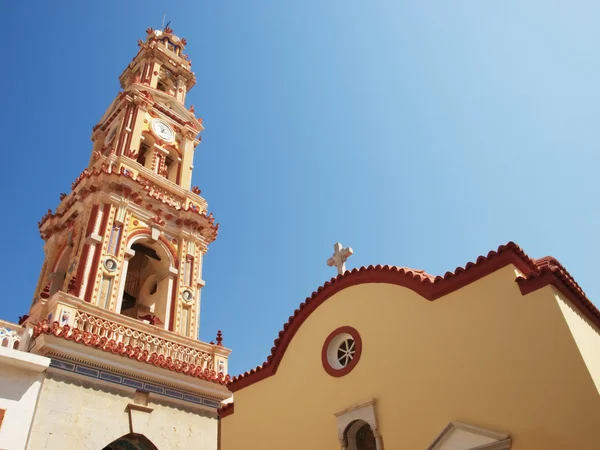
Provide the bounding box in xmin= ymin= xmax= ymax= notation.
xmin=218 ymin=402 xmax=234 ymax=419
xmin=517 ymin=256 xmax=600 ymax=330
xmin=229 ymin=242 xmax=599 ymax=393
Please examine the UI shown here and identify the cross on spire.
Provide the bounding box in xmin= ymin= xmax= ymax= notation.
xmin=327 ymin=242 xmax=353 ymax=275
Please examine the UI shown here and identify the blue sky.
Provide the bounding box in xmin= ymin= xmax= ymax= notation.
xmin=3 ymin=1 xmax=599 ymax=376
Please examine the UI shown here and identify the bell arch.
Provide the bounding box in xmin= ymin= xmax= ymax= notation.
xmin=138 ymin=132 xmax=156 ymax=169
xmin=115 ymin=231 xmax=178 ymax=330
xmin=162 ymin=146 xmax=181 ymax=184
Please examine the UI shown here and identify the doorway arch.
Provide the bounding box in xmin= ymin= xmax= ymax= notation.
xmin=344 ymin=420 xmax=377 ymax=450
xmin=103 ymin=433 xmax=158 ymax=450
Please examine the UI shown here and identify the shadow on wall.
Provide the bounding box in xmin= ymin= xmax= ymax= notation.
xmin=0 ymin=362 xmax=38 ymax=402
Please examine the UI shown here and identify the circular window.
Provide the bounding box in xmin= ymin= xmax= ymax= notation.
xmin=182 ymin=289 xmax=193 ymax=302
xmin=322 ymin=326 xmax=362 ymax=377
xmin=103 ymin=258 xmax=118 ymax=273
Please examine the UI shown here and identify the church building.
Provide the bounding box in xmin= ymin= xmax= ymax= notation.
xmin=0 ymin=27 xmax=599 ymax=450
xmin=219 ymin=242 xmax=600 ymax=449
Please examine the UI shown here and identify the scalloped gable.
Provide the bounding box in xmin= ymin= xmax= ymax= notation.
xmin=228 ymin=242 xmax=600 ymax=392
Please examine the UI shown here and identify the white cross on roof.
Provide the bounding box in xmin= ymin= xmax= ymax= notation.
xmin=327 ymin=242 xmax=353 ymax=275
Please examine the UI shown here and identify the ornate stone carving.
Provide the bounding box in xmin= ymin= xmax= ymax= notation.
xmin=40 ymin=284 xmax=51 ymax=299
xmin=67 ymin=276 xmax=78 ymax=295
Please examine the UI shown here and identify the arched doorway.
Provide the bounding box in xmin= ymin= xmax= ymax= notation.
xmin=345 ymin=420 xmax=377 ymax=450
xmin=103 ymin=433 xmax=158 ymax=450
xmin=119 ymin=238 xmax=172 ymax=327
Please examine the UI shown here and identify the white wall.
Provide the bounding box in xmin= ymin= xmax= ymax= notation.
xmin=0 ymin=348 xmax=49 ymax=450
xmin=28 ymin=374 xmax=219 ymax=450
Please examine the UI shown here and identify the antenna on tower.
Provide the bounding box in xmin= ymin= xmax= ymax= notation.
xmin=161 ymin=11 xmax=171 ymax=30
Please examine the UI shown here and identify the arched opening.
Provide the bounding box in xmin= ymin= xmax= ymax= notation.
xmin=120 ymin=238 xmax=172 ymax=326
xmin=103 ymin=433 xmax=158 ymax=450
xmin=157 ymin=68 xmax=176 ymax=96
xmin=345 ymin=420 xmax=377 ymax=450
xmin=138 ymin=134 xmax=156 ymax=169
xmin=49 ymin=243 xmax=72 ymax=296
xmin=156 ymin=80 xmax=168 ymax=92
xmin=160 ymin=37 xmax=180 ymax=56
xmin=162 ymin=148 xmax=180 ymax=184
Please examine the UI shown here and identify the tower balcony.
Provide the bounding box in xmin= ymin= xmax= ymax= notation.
xmin=27 ymin=290 xmax=231 ymax=389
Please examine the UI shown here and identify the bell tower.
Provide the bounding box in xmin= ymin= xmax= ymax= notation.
xmin=28 ymin=26 xmax=218 ymax=340
xmin=19 ymin=27 xmax=231 ymax=450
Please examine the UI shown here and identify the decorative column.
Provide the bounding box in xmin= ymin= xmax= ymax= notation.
xmin=115 ymin=104 xmax=135 ymax=156
xmin=175 ymin=76 xmax=187 ymax=103
xmin=127 ymin=101 xmax=148 ymax=158
xmin=85 ymin=203 xmax=116 ymax=305
xmin=148 ymin=61 xmax=161 ymax=89
xmin=374 ymin=429 xmax=384 ymax=450
xmin=163 ymin=266 xmax=179 ymax=331
xmin=115 ymin=247 xmax=135 ymax=314
xmin=78 ymin=204 xmax=107 ymax=302
xmin=179 ymin=134 xmax=195 ymax=190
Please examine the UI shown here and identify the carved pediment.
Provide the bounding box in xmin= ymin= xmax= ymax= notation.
xmin=150 ymin=90 xmax=196 ymax=122
xmin=427 ymin=421 xmax=511 ymax=450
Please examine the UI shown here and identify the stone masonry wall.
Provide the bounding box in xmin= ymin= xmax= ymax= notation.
xmin=28 ymin=373 xmax=218 ymax=450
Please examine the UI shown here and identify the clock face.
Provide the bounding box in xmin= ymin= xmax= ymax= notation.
xmin=151 ymin=119 xmax=175 ymax=142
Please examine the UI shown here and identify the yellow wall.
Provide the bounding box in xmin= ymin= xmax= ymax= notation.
xmin=221 ymin=266 xmax=600 ymax=449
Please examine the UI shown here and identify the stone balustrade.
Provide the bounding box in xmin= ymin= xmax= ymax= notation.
xmin=0 ymin=320 xmax=24 ymax=349
xmin=31 ymin=291 xmax=230 ymax=383
xmin=73 ymin=310 xmax=214 ymax=371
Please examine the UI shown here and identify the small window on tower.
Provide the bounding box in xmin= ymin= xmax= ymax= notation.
xmin=164 ymin=156 xmax=173 ymax=179
xmin=138 ymin=143 xmax=149 ymax=166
